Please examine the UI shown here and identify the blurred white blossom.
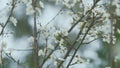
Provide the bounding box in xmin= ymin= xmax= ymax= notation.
xmin=105 ymin=67 xmax=111 ymax=68
xmin=117 ymin=29 xmax=120 ymax=34
xmin=28 ymin=36 xmax=34 ymax=43
xmin=39 ymin=1 xmax=44 ymax=8
xmin=35 ymin=7 xmax=41 ymax=16
xmin=38 ymin=49 xmax=45 ymax=56
xmin=1 ymin=41 xmax=7 ymax=49
xmin=114 ymin=56 xmax=120 ymax=62
xmin=47 ymin=44 xmax=54 ymax=50
xmin=7 ymin=48 xmax=14 ymax=54
xmin=57 ymin=57 xmax=65 ymax=61
xmin=26 ymin=4 xmax=35 ymax=15
xmin=10 ymin=16 xmax=17 ymax=26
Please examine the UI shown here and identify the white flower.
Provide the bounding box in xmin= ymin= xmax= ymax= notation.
xmin=57 ymin=58 xmax=65 ymax=61
xmin=26 ymin=4 xmax=35 ymax=15
xmin=59 ymin=39 xmax=64 ymax=46
xmin=28 ymin=36 xmax=34 ymax=43
xmin=35 ymin=7 xmax=41 ymax=16
xmin=113 ymin=35 xmax=116 ymax=44
xmin=10 ymin=16 xmax=17 ymax=26
xmin=39 ymin=1 xmax=44 ymax=8
xmin=47 ymin=44 xmax=54 ymax=50
xmin=114 ymin=56 xmax=120 ymax=62
xmin=38 ymin=49 xmax=45 ymax=56
xmin=54 ymin=61 xmax=58 ymax=66
xmin=105 ymin=66 xmax=111 ymax=68
xmin=53 ymin=31 xmax=61 ymax=37
xmin=117 ymin=29 xmax=120 ymax=34
xmin=73 ymin=14 xmax=79 ymax=21
xmin=67 ymin=11 xmax=74 ymax=16
xmin=7 ymin=48 xmax=14 ymax=54
xmin=1 ymin=41 xmax=7 ymax=49
xmin=0 ymin=24 xmax=2 ymax=32
xmin=62 ymin=30 xmax=68 ymax=36
xmin=50 ymin=54 xmax=56 ymax=60
xmin=104 ymin=13 xmax=110 ymax=18
xmin=77 ymin=57 xmax=85 ymax=63
xmin=63 ymin=2 xmax=71 ymax=8
xmin=86 ymin=59 xmax=90 ymax=64
xmin=79 ymin=22 xmax=84 ymax=28
xmin=63 ymin=0 xmax=77 ymax=8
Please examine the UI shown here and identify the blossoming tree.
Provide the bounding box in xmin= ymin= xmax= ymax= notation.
xmin=0 ymin=0 xmax=120 ymax=68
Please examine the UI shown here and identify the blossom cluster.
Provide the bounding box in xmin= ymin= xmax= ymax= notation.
xmin=21 ymin=0 xmax=44 ymax=15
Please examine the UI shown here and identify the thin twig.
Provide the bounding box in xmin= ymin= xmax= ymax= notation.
xmin=66 ymin=13 xmax=96 ymax=68
xmin=82 ymin=38 xmax=99 ymax=44
xmin=3 ymin=51 xmax=25 ymax=68
xmin=57 ymin=20 xmax=87 ymax=68
xmin=33 ymin=0 xmax=39 ymax=68
xmin=13 ymin=49 xmax=33 ymax=51
xmin=68 ymin=0 xmax=100 ymax=33
xmin=0 ymin=0 xmax=15 ymax=36
xmin=46 ymin=7 xmax=65 ymax=26
xmin=42 ymin=37 xmax=48 ymax=66
xmin=109 ymin=0 xmax=115 ymax=68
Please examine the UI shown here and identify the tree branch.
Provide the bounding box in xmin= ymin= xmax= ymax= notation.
xmin=66 ymin=13 xmax=96 ymax=68
xmin=0 ymin=0 xmax=15 ymax=36
xmin=68 ymin=0 xmax=100 ymax=33
xmin=33 ymin=0 xmax=39 ymax=68
xmin=46 ymin=6 xmax=65 ymax=26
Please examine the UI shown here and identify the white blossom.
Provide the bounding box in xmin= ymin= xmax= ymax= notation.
xmin=54 ymin=60 xmax=58 ymax=66
xmin=39 ymin=1 xmax=44 ymax=8
xmin=117 ymin=29 xmax=120 ymax=34
xmin=112 ymin=35 xmax=116 ymax=44
xmin=53 ymin=31 xmax=61 ymax=37
xmin=114 ymin=56 xmax=120 ymax=62
xmin=57 ymin=58 xmax=65 ymax=61
xmin=105 ymin=67 xmax=111 ymax=68
xmin=73 ymin=14 xmax=79 ymax=21
xmin=86 ymin=59 xmax=90 ymax=64
xmin=47 ymin=44 xmax=54 ymax=50
xmin=63 ymin=0 xmax=77 ymax=8
xmin=67 ymin=11 xmax=74 ymax=16
xmin=1 ymin=41 xmax=7 ymax=49
xmin=7 ymin=48 xmax=14 ymax=54
xmin=10 ymin=16 xmax=17 ymax=26
xmin=62 ymin=29 xmax=68 ymax=36
xmin=59 ymin=39 xmax=64 ymax=46
xmin=38 ymin=49 xmax=45 ymax=56
xmin=50 ymin=54 xmax=56 ymax=61
xmin=35 ymin=7 xmax=41 ymax=16
xmin=76 ymin=57 xmax=85 ymax=63
xmin=26 ymin=4 xmax=35 ymax=15
xmin=28 ymin=36 xmax=34 ymax=43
